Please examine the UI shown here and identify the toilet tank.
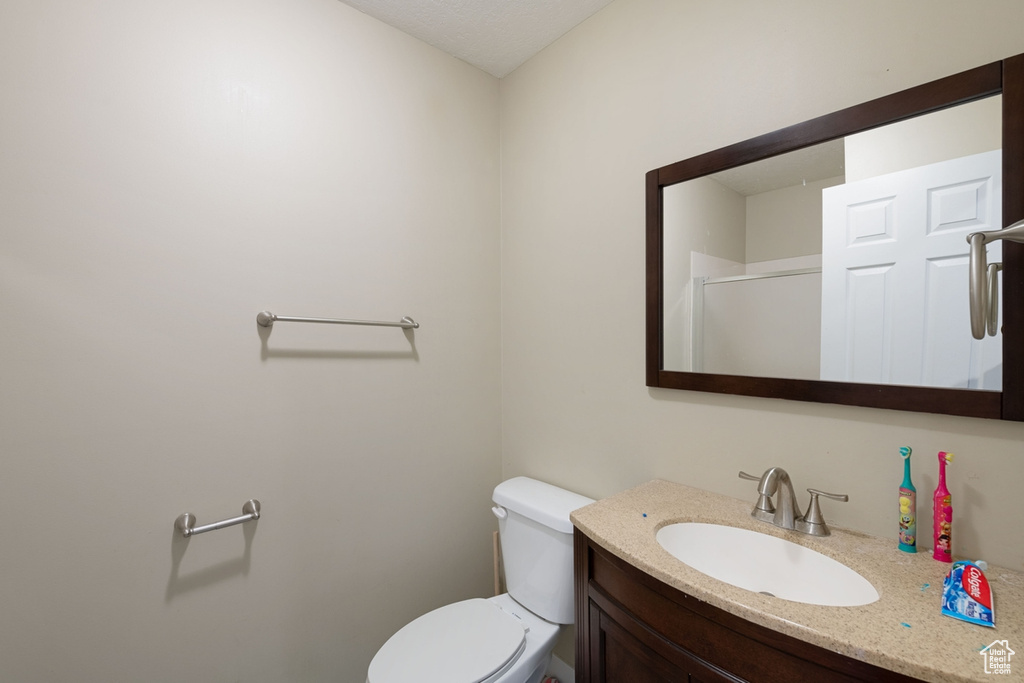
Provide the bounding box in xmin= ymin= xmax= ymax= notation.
xmin=492 ymin=477 xmax=595 ymax=624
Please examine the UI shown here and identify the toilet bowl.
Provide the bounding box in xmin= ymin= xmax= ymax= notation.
xmin=367 ymin=477 xmax=594 ymax=683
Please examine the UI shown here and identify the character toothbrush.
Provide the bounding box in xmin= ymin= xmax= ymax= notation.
xmin=898 ymin=447 xmax=916 ymax=553
xmin=933 ymin=451 xmax=954 ymax=563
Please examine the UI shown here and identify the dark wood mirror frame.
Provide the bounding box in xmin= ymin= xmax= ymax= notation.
xmin=647 ymin=53 xmax=1024 ymax=421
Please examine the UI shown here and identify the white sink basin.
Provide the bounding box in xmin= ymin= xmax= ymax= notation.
xmin=656 ymin=522 xmax=879 ymax=607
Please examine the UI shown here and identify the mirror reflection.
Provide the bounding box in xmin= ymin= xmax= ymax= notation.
xmin=662 ymin=95 xmax=1002 ymax=390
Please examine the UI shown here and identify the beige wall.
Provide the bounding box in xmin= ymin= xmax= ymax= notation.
xmin=500 ymin=0 xmax=1024 ymax=575
xmin=0 ymin=1 xmax=500 ymax=681
xmin=746 ymin=176 xmax=838 ymax=262
xmin=4 ymin=0 xmax=1024 ymax=679
xmin=501 ymin=5 xmax=1024 ymax=658
xmin=847 ymin=95 xmax=1002 ymax=181
xmin=663 ymin=177 xmax=745 ymax=370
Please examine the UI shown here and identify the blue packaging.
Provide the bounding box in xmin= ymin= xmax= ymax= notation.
xmin=941 ymin=561 xmax=995 ymax=627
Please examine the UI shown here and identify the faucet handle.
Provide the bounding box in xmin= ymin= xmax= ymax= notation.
xmin=808 ymin=488 xmax=848 ymax=500
xmin=798 ymin=488 xmax=848 ymax=536
xmin=738 ymin=471 xmax=774 ymax=514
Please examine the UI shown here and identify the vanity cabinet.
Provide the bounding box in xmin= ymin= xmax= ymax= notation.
xmin=574 ymin=529 xmax=918 ymax=683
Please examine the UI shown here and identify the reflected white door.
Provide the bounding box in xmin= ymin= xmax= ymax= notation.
xmin=820 ymin=150 xmax=1002 ymax=389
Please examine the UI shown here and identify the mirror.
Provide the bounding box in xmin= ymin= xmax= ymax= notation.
xmin=648 ymin=54 xmax=1024 ymax=420
xmin=664 ymin=97 xmax=1002 ymax=385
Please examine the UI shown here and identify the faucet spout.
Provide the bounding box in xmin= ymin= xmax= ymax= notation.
xmin=758 ymin=467 xmax=799 ymax=530
xmin=740 ymin=467 xmax=847 ymax=536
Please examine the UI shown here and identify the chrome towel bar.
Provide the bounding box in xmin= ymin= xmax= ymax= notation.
xmin=968 ymin=218 xmax=1024 ymax=339
xmin=175 ymin=499 xmax=261 ymax=538
xmin=256 ymin=311 xmax=419 ymax=330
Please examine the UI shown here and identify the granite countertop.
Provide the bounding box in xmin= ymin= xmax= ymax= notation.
xmin=570 ymin=479 xmax=1023 ymax=683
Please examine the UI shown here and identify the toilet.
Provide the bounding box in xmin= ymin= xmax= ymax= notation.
xmin=367 ymin=477 xmax=595 ymax=683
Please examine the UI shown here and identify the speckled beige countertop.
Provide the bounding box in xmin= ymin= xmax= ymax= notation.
xmin=570 ymin=479 xmax=1024 ymax=682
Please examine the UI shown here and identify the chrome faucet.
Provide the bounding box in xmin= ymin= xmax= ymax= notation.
xmin=739 ymin=469 xmax=848 ymax=537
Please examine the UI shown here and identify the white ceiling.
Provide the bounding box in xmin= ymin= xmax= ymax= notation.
xmin=711 ymin=140 xmax=847 ymax=197
xmin=337 ymin=0 xmax=616 ymax=78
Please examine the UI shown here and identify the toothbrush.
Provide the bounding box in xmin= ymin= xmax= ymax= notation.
xmin=898 ymin=447 xmax=916 ymax=553
xmin=932 ymin=451 xmax=954 ymax=563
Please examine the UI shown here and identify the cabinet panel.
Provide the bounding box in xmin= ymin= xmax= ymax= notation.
xmin=596 ymin=605 xmax=683 ymax=683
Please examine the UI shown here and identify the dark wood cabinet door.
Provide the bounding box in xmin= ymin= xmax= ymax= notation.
xmin=587 ymin=592 xmax=746 ymax=683
xmin=591 ymin=603 xmax=688 ymax=682
xmin=575 ymin=529 xmax=919 ymax=683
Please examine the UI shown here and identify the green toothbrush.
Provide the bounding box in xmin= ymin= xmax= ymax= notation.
xmin=898 ymin=446 xmax=916 ymax=553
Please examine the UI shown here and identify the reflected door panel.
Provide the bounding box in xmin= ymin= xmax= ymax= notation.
xmin=821 ymin=150 xmax=1002 ymax=388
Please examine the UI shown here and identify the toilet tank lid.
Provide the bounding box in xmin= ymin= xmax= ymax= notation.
xmin=492 ymin=477 xmax=595 ymax=534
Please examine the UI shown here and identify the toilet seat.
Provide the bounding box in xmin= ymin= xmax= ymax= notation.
xmin=367 ymin=598 xmax=527 ymax=683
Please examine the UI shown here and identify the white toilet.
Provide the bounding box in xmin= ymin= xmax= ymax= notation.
xmin=367 ymin=477 xmax=595 ymax=683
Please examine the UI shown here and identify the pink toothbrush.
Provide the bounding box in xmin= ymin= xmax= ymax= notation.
xmin=932 ymin=451 xmax=954 ymax=562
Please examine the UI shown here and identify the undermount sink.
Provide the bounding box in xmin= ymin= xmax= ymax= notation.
xmin=656 ymin=522 xmax=879 ymax=607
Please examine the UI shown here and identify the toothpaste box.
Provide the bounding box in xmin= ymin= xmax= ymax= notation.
xmin=941 ymin=561 xmax=995 ymax=628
